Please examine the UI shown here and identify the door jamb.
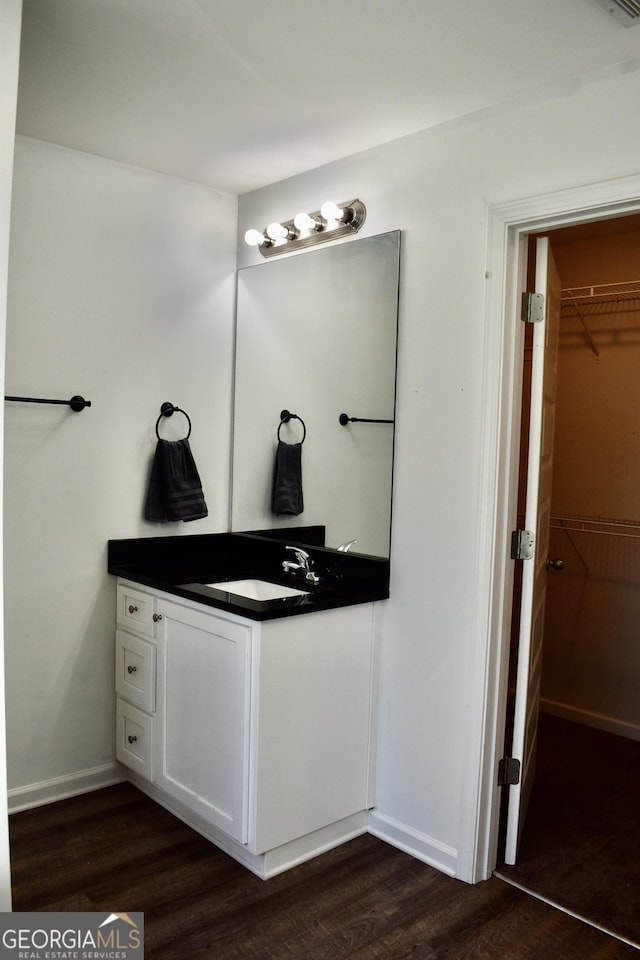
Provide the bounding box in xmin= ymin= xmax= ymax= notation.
xmin=457 ymin=174 xmax=640 ymax=884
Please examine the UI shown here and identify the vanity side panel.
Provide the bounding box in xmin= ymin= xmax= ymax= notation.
xmin=251 ymin=604 xmax=374 ymax=854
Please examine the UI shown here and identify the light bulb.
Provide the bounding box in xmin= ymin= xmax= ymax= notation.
xmin=244 ymin=228 xmax=265 ymax=247
xmin=266 ymin=221 xmax=289 ymax=241
xmin=294 ymin=212 xmax=319 ymax=232
xmin=320 ymin=200 xmax=344 ymax=222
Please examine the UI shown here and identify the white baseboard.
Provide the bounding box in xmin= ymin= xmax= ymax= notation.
xmin=540 ymin=698 xmax=640 ymax=742
xmin=8 ymin=767 xmax=461 ymax=884
xmin=129 ymin=772 xmax=368 ymax=880
xmin=8 ymin=762 xmax=126 ymax=814
xmin=367 ymin=809 xmax=458 ymax=878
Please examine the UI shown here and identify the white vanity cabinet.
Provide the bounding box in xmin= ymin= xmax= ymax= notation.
xmin=114 ymin=577 xmax=376 ymax=877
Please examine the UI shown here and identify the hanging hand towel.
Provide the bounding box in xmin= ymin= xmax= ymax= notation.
xmin=271 ymin=440 xmax=304 ymax=516
xmin=144 ymin=438 xmax=208 ymax=522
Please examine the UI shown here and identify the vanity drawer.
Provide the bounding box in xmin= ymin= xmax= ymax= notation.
xmin=116 ymin=698 xmax=155 ymax=781
xmin=117 ymin=583 xmax=157 ymax=637
xmin=115 ymin=630 xmax=156 ymax=712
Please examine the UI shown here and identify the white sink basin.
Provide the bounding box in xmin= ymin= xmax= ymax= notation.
xmin=205 ymin=578 xmax=309 ymax=602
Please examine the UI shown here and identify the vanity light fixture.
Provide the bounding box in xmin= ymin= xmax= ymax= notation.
xmin=320 ymin=200 xmax=348 ymax=223
xmin=244 ymin=199 xmax=366 ymax=258
xmin=244 ymin=228 xmax=266 ymax=247
xmin=266 ymin=221 xmax=295 ymax=242
xmin=293 ymin=211 xmax=322 ymax=233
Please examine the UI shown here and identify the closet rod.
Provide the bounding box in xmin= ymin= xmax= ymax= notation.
xmin=4 ymin=394 xmax=91 ymax=411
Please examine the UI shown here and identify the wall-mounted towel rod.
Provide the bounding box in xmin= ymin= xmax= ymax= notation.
xmin=156 ymin=402 xmax=191 ymax=439
xmin=339 ymin=413 xmax=394 ymax=425
xmin=4 ymin=394 xmax=91 ymax=411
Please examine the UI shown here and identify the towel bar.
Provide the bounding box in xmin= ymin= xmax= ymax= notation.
xmin=4 ymin=394 xmax=91 ymax=411
xmin=339 ymin=412 xmax=393 ymax=425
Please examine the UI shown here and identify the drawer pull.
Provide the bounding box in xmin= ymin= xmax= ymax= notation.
xmin=127 ymin=665 xmax=137 ymax=674
xmin=128 ymin=735 xmax=138 ymax=744
xmin=153 ymin=613 xmax=163 ymax=622
xmin=128 ymin=604 xmax=138 ymax=614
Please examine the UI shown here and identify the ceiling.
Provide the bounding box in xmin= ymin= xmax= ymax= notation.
xmin=15 ymin=0 xmax=640 ymax=195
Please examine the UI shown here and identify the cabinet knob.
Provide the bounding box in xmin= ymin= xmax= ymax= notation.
xmin=127 ymin=665 xmax=137 ymax=674
xmin=127 ymin=735 xmax=138 ymax=744
xmin=128 ymin=604 xmax=138 ymax=614
xmin=153 ymin=613 xmax=163 ymax=622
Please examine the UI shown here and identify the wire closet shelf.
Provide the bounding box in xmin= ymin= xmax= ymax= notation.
xmin=560 ymin=279 xmax=640 ymax=358
xmin=560 ymin=280 xmax=640 ymax=306
xmin=550 ymin=514 xmax=640 ymax=541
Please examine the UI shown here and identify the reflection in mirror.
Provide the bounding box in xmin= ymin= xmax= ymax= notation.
xmin=231 ymin=230 xmax=400 ymax=558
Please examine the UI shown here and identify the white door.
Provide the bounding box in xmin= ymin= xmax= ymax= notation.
xmin=504 ymin=236 xmax=561 ymax=864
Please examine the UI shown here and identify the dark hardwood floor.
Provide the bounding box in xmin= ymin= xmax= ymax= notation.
xmin=497 ymin=714 xmax=640 ymax=947
xmin=9 ymin=783 xmax=637 ymax=959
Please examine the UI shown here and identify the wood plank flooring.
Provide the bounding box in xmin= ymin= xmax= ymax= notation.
xmin=9 ymin=783 xmax=637 ymax=959
xmin=497 ymin=714 xmax=640 ymax=947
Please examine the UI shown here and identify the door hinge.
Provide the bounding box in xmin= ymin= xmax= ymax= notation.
xmin=498 ymin=756 xmax=521 ymax=786
xmin=511 ymin=529 xmax=534 ymax=560
xmin=521 ymin=291 xmax=544 ymax=323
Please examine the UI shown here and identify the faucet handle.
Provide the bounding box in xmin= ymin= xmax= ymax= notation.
xmin=285 ymin=545 xmax=310 ymax=564
xmin=284 ymin=545 xmax=321 ymax=585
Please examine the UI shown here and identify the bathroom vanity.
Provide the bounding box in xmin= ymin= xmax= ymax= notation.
xmin=109 ymin=532 xmax=388 ymax=878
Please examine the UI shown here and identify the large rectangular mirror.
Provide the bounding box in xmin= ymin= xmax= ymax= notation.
xmin=231 ymin=230 xmax=400 ymax=558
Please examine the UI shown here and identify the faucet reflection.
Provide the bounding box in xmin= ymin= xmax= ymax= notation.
xmin=337 ymin=539 xmax=358 ymax=553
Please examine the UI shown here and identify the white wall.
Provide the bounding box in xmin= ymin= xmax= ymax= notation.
xmin=0 ymin=0 xmax=23 ymax=910
xmin=5 ymin=138 xmax=237 ymax=805
xmin=238 ymin=62 xmax=640 ymax=878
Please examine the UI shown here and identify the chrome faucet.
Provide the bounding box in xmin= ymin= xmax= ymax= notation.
xmin=282 ymin=546 xmax=321 ymax=584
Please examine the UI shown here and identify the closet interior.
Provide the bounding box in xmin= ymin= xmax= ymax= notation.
xmin=542 ymin=217 xmax=640 ymax=738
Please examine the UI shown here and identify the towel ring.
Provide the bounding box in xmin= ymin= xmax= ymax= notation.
xmin=155 ymin=402 xmax=192 ymax=440
xmin=278 ymin=409 xmax=306 ymax=444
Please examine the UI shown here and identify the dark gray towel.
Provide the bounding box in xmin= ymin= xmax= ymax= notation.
xmin=144 ymin=439 xmax=208 ymax=523
xmin=271 ymin=440 xmax=303 ymax=516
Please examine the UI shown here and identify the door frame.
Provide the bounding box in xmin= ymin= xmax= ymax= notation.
xmin=457 ymin=173 xmax=640 ymax=884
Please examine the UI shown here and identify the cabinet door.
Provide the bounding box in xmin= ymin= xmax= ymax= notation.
xmin=155 ymin=599 xmax=252 ymax=843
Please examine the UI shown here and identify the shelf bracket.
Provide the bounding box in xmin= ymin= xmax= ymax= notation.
xmin=566 ymin=296 xmax=600 ymax=358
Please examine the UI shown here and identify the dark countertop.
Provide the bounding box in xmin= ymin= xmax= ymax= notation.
xmin=108 ymin=532 xmax=389 ymax=622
